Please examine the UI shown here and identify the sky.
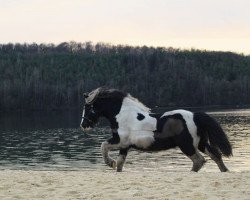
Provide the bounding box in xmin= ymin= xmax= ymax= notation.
xmin=0 ymin=0 xmax=250 ymax=54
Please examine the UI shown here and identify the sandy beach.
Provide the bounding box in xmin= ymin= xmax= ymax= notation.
xmin=0 ymin=170 xmax=249 ymax=200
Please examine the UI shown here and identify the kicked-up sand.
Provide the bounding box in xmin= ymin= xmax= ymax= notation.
xmin=0 ymin=169 xmax=249 ymax=200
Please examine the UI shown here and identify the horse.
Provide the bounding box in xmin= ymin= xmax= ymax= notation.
xmin=80 ymin=87 xmax=232 ymax=172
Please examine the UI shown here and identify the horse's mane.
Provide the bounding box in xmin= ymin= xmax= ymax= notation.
xmin=85 ymin=87 xmax=127 ymax=104
xmin=123 ymin=94 xmax=151 ymax=112
xmin=85 ymin=87 xmax=151 ymax=112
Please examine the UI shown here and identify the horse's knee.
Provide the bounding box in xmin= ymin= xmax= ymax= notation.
xmin=101 ymin=141 xmax=108 ymax=148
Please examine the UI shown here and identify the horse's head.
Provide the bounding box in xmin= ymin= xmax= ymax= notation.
xmin=80 ymin=88 xmax=102 ymax=131
xmin=80 ymin=103 xmax=101 ymax=131
xmin=80 ymin=87 xmax=129 ymax=131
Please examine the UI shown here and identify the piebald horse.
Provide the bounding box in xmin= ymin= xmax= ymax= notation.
xmin=80 ymin=88 xmax=232 ymax=172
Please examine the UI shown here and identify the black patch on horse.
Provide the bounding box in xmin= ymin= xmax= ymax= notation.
xmin=137 ymin=113 xmax=145 ymax=121
xmin=156 ymin=114 xmax=186 ymax=132
xmin=119 ymin=148 xmax=129 ymax=156
xmin=107 ymin=131 xmax=120 ymax=144
xmin=149 ymin=113 xmax=162 ymax=120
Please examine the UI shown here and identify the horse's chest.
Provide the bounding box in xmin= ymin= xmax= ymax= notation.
xmin=116 ymin=110 xmax=157 ymax=149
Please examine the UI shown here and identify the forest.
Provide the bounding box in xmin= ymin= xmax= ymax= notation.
xmin=0 ymin=42 xmax=250 ymax=111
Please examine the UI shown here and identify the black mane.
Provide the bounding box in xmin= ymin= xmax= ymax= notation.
xmin=97 ymin=88 xmax=128 ymax=100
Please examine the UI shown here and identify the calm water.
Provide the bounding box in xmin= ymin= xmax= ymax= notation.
xmin=0 ymin=109 xmax=249 ymax=172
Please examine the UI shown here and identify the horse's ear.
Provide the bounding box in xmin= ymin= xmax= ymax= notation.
xmin=83 ymin=93 xmax=89 ymax=98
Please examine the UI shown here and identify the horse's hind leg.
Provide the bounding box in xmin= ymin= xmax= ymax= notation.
xmin=178 ymin=134 xmax=206 ymax=172
xmin=179 ymin=142 xmax=206 ymax=172
xmin=116 ymin=148 xmax=129 ymax=172
xmin=204 ymin=144 xmax=229 ymax=172
xmin=189 ymin=151 xmax=206 ymax=172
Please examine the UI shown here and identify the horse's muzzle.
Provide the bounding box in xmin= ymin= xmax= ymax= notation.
xmin=80 ymin=125 xmax=92 ymax=131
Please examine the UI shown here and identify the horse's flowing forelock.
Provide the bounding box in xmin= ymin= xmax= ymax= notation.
xmin=125 ymin=94 xmax=151 ymax=112
xmin=85 ymin=88 xmax=101 ymax=104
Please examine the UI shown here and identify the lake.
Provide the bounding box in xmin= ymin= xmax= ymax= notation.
xmin=0 ymin=109 xmax=249 ymax=172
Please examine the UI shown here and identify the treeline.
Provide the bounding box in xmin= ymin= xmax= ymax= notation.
xmin=0 ymin=42 xmax=250 ymax=111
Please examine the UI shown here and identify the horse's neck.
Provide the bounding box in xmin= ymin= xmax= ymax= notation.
xmin=107 ymin=115 xmax=119 ymax=130
xmin=101 ymin=96 xmax=150 ymax=130
xmin=120 ymin=97 xmax=150 ymax=113
xmin=101 ymin=107 xmax=120 ymax=130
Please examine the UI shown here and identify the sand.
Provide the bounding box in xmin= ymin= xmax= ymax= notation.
xmin=0 ymin=169 xmax=249 ymax=200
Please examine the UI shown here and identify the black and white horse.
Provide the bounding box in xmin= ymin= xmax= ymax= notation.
xmin=80 ymin=87 xmax=232 ymax=172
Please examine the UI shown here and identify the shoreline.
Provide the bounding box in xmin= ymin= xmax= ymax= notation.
xmin=1 ymin=105 xmax=250 ymax=113
xmin=0 ymin=170 xmax=249 ymax=200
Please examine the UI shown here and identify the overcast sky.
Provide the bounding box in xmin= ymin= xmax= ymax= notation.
xmin=0 ymin=0 xmax=249 ymax=54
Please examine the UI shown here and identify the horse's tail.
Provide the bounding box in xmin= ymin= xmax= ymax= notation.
xmin=194 ymin=112 xmax=232 ymax=157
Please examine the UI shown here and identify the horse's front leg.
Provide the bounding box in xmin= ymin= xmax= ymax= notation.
xmin=101 ymin=132 xmax=120 ymax=169
xmin=116 ymin=148 xmax=129 ymax=172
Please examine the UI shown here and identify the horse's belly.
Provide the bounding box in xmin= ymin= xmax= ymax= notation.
xmin=130 ymin=131 xmax=155 ymax=149
xmin=146 ymin=137 xmax=177 ymax=151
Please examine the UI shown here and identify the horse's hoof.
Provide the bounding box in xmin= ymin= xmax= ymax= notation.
xmin=192 ymin=159 xmax=206 ymax=172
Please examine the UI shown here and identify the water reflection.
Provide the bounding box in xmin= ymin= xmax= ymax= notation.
xmin=0 ymin=110 xmax=81 ymax=132
xmin=0 ymin=127 xmax=108 ymax=170
xmin=0 ymin=109 xmax=249 ymax=172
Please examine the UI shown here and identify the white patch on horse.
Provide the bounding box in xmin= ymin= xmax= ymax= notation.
xmin=80 ymin=108 xmax=85 ymax=127
xmin=124 ymin=94 xmax=150 ymax=112
xmin=130 ymin=130 xmax=155 ymax=149
xmin=162 ymin=109 xmax=199 ymax=147
xmin=80 ymin=108 xmax=92 ymax=131
xmin=115 ymin=97 xmax=156 ymax=149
